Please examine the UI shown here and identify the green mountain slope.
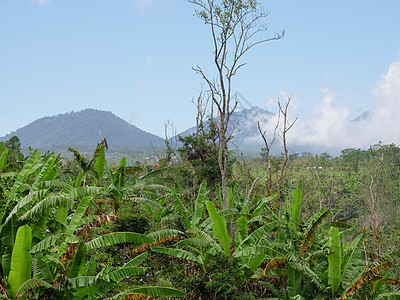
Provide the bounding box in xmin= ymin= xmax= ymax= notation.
xmin=0 ymin=109 xmax=164 ymax=149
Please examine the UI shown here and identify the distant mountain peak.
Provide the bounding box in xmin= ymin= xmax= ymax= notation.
xmin=351 ymin=111 xmax=370 ymax=122
xmin=0 ymin=109 xmax=164 ymax=149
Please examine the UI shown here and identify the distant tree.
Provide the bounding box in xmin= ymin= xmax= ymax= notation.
xmin=189 ymin=0 xmax=284 ymax=209
xmin=178 ymin=124 xmax=220 ymax=190
xmin=4 ymin=136 xmax=23 ymax=169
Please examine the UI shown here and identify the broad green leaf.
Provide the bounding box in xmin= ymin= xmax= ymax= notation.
xmin=56 ymin=206 xmax=68 ymax=225
xmin=35 ymin=252 xmax=55 ymax=282
xmin=8 ymin=150 xmax=40 ymax=199
xmin=234 ymin=221 xmax=279 ymax=255
xmin=9 ymin=225 xmax=32 ymax=298
xmin=124 ymin=252 xmax=148 ymax=268
xmin=0 ymin=148 xmax=9 ymax=170
xmin=288 ymin=264 xmax=303 ymax=297
xmin=235 ymin=216 xmax=248 ymax=248
xmin=151 ymin=247 xmax=201 ymax=264
xmin=20 ymin=195 xmax=75 ymax=222
xmin=68 ymin=187 xmax=102 ymax=199
xmin=147 ymin=229 xmax=184 ymax=240
xmin=85 ymin=256 xmax=96 ymax=276
xmin=291 ymin=182 xmax=302 ymax=230
xmin=30 ymin=233 xmax=62 ymax=253
xmin=0 ymin=151 xmax=41 ymax=224
xmin=205 ymin=200 xmax=230 ymax=257
xmin=107 ymin=266 xmax=147 ymax=282
xmin=192 ymin=181 xmax=207 ymax=231
xmin=85 ymin=232 xmax=154 ymax=250
xmin=15 ymin=278 xmax=54 ymax=298
xmin=250 ymin=193 xmax=278 ymax=219
xmin=375 ymin=291 xmax=400 ymax=299
xmin=66 ymin=196 xmax=92 ymax=235
xmin=119 ymin=286 xmax=185 ymax=298
xmin=114 ymin=157 xmax=126 ymax=190
xmin=30 ymin=154 xmax=56 ymax=191
xmin=94 ymin=145 xmax=106 ymax=181
xmin=74 ymin=171 xmax=83 ymax=188
xmin=249 ymin=253 xmax=268 ymax=272
xmin=67 ymin=275 xmax=95 ymax=289
xmin=1 ymin=215 xmax=18 ymax=277
xmin=340 ymin=235 xmax=363 ymax=289
xmin=67 ymin=245 xmax=85 ymax=278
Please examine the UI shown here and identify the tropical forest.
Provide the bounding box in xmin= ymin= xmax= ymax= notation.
xmin=1 ymin=1 xmax=400 ymax=299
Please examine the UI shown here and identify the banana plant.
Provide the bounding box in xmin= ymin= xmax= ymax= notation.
xmin=104 ymin=156 xmax=169 ymax=217
xmin=0 ymin=142 xmax=9 ymax=171
xmin=68 ymin=139 xmax=108 ymax=186
xmin=152 ymin=180 xmax=282 ymax=286
xmin=8 ymin=193 xmax=184 ymax=299
xmin=0 ymin=150 xmax=65 ymax=294
xmin=262 ymin=184 xmax=400 ymax=300
xmin=261 ymin=183 xmax=349 ymax=299
xmin=321 ymin=227 xmax=400 ymax=299
xmin=8 ymin=225 xmax=32 ymax=299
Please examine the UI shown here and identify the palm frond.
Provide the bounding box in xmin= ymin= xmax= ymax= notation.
xmin=19 ymin=195 xmax=75 ymax=222
xmin=151 ymin=247 xmax=201 ymax=264
xmin=15 ymin=278 xmax=54 ymax=298
xmin=86 ymin=232 xmax=154 ymax=250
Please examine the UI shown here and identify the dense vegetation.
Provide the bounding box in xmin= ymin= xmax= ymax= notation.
xmin=1 ymin=1 xmax=399 ymax=299
xmin=0 ymin=135 xmax=399 ymax=299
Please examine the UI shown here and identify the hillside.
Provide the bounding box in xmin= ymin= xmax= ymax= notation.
xmin=178 ymin=107 xmax=278 ymax=155
xmin=0 ymin=109 xmax=165 ymax=149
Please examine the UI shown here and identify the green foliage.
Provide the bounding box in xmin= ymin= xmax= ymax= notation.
xmin=1 ymin=131 xmax=400 ymax=299
xmin=114 ymin=215 xmax=150 ymax=234
xmin=178 ymin=127 xmax=220 ymax=189
xmin=327 ymin=226 xmax=341 ymax=296
xmin=8 ymin=225 xmax=32 ymax=298
xmin=205 ymin=200 xmax=231 ymax=257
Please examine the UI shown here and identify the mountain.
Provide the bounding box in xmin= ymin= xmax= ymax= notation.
xmin=178 ymin=106 xmax=277 ymax=154
xmin=351 ymin=111 xmax=370 ymax=122
xmin=178 ymin=106 xmax=350 ymax=156
xmin=0 ymin=109 xmax=164 ymax=149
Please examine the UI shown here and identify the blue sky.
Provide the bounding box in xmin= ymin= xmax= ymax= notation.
xmin=1 ymin=0 xmax=400 ymax=150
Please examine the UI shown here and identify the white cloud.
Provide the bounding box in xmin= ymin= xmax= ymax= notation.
xmin=30 ymin=0 xmax=52 ymax=6
xmin=286 ymin=54 xmax=400 ymax=151
xmin=367 ymin=56 xmax=400 ymax=144
xmin=289 ymin=88 xmax=353 ymax=149
xmin=229 ymin=55 xmax=400 ymax=154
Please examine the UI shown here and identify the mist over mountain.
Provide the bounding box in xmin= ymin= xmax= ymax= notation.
xmin=0 ymin=109 xmax=164 ymax=149
xmin=178 ymin=107 xmax=282 ymax=155
xmin=178 ymin=106 xmax=375 ymax=156
xmin=0 ymin=106 xmax=380 ymax=160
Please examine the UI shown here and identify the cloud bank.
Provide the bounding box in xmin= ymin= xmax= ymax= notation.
xmin=253 ymin=54 xmax=400 ymax=153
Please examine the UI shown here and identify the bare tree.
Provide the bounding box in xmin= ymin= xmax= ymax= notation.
xmin=368 ymin=144 xmax=384 ymax=255
xmin=160 ymin=120 xmax=177 ymax=166
xmin=278 ymin=95 xmax=297 ymax=185
xmin=258 ymin=115 xmax=279 ymax=189
xmin=189 ymin=0 xmax=284 ymax=209
xmin=258 ymin=95 xmax=297 ymax=190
